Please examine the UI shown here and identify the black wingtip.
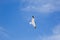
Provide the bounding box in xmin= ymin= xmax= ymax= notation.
xmin=34 ymin=27 xmax=36 ymax=29
xmin=32 ymin=16 xmax=34 ymax=18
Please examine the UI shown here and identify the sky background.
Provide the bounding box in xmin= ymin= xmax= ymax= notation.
xmin=0 ymin=0 xmax=60 ymax=40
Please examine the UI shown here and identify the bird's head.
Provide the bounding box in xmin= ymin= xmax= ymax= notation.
xmin=32 ymin=16 xmax=34 ymax=18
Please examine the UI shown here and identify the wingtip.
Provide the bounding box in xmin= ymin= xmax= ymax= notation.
xmin=34 ymin=27 xmax=36 ymax=29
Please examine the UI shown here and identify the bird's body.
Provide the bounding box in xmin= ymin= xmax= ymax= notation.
xmin=29 ymin=16 xmax=36 ymax=29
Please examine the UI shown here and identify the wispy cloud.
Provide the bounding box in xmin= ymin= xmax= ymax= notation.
xmin=21 ymin=0 xmax=60 ymax=13
xmin=0 ymin=27 xmax=10 ymax=40
xmin=42 ymin=35 xmax=60 ymax=40
xmin=53 ymin=24 xmax=60 ymax=34
xmin=36 ymin=24 xmax=60 ymax=40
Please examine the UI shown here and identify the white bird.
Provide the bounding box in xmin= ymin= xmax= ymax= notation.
xmin=29 ymin=16 xmax=36 ymax=29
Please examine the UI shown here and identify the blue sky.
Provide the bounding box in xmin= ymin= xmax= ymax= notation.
xmin=0 ymin=0 xmax=60 ymax=40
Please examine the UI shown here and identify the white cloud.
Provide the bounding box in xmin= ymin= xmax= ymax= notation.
xmin=21 ymin=0 xmax=60 ymax=13
xmin=42 ymin=35 xmax=60 ymax=40
xmin=0 ymin=27 xmax=10 ymax=40
xmin=22 ymin=4 xmax=55 ymax=13
xmin=36 ymin=24 xmax=60 ymax=40
xmin=53 ymin=24 xmax=60 ymax=34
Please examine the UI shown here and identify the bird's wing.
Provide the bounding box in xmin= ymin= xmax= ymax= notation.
xmin=31 ymin=17 xmax=36 ymax=28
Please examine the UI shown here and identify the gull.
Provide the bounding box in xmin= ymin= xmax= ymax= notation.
xmin=29 ymin=16 xmax=36 ymax=29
